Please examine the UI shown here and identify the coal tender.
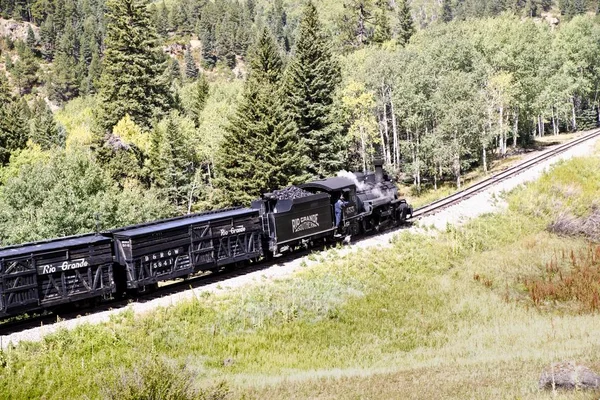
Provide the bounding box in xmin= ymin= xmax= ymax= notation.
xmin=252 ymin=186 xmax=336 ymax=257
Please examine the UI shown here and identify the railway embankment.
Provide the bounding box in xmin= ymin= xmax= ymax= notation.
xmin=0 ymin=133 xmax=600 ymax=398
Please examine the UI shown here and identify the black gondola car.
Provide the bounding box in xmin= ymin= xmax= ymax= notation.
xmin=111 ymin=208 xmax=262 ymax=290
xmin=0 ymin=234 xmax=115 ymax=317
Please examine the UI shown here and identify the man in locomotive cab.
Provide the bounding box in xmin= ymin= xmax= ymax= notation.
xmin=334 ymin=195 xmax=349 ymax=236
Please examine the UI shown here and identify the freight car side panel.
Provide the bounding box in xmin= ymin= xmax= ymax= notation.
xmin=0 ymin=235 xmax=115 ymax=316
xmin=113 ymin=208 xmax=261 ymax=289
xmin=210 ymin=214 xmax=262 ymax=266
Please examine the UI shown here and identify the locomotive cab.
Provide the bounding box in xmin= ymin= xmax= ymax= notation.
xmin=301 ymin=177 xmax=361 ymax=236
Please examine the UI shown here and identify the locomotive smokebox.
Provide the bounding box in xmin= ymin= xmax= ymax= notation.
xmin=374 ymin=158 xmax=384 ymax=183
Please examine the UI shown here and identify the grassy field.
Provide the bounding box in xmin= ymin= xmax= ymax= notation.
xmin=1 ymin=148 xmax=600 ymax=399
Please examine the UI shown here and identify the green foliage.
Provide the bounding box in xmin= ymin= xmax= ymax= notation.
xmin=0 ymin=74 xmax=28 ymax=165
xmin=97 ymin=0 xmax=174 ymax=132
xmin=183 ymin=74 xmax=210 ymax=127
xmin=396 ymin=0 xmax=415 ymax=46
xmin=0 ymin=149 xmax=174 ymax=245
xmin=184 ymin=48 xmax=199 ymax=79
xmin=283 ymin=1 xmax=344 ymax=178
xmin=102 ymin=355 xmax=229 ymax=400
xmin=441 ymin=0 xmax=453 ymax=22
xmin=215 ymin=28 xmax=307 ymax=206
xmin=26 ymin=25 xmax=36 ymax=49
xmin=29 ymin=98 xmax=66 ymax=150
xmin=147 ymin=111 xmax=199 ymax=208
xmin=8 ymin=40 xmax=39 ymax=94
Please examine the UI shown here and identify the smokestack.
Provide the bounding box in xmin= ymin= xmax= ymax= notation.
xmin=374 ymin=158 xmax=384 ymax=183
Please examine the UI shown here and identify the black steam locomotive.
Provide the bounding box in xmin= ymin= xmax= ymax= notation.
xmin=0 ymin=161 xmax=411 ymax=318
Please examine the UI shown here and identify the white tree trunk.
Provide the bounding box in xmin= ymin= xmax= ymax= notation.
xmin=383 ymin=100 xmax=391 ymax=164
xmin=512 ymin=109 xmax=519 ymax=148
xmin=390 ymin=96 xmax=399 ymax=166
xmin=571 ymin=97 xmax=577 ymax=131
xmin=482 ymin=145 xmax=487 ymax=174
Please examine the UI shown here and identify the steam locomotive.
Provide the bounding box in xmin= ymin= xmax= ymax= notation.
xmin=0 ymin=160 xmax=411 ymax=318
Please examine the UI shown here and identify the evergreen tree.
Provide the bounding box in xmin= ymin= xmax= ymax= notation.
xmin=573 ymin=0 xmax=586 ymax=14
xmin=396 ymin=0 xmax=415 ymax=46
xmin=147 ymin=112 xmax=196 ymax=206
xmin=184 ymin=48 xmax=198 ymax=79
xmin=187 ymin=73 xmax=209 ymax=127
xmin=157 ymin=1 xmax=169 ymax=36
xmin=268 ymin=0 xmax=291 ymax=51
xmin=97 ymin=0 xmax=174 ymax=131
xmin=246 ymin=0 xmax=256 ymax=21
xmin=9 ymin=41 xmax=39 ymax=94
xmin=0 ymin=74 xmax=28 ymax=165
xmin=372 ymin=0 xmax=392 ymax=43
xmin=29 ymin=99 xmax=65 ymax=149
xmin=169 ymin=57 xmax=181 ymax=81
xmin=441 ymin=0 xmax=453 ymax=22
xmin=48 ymin=22 xmax=81 ymax=102
xmin=26 ymin=25 xmax=36 ymax=50
xmin=338 ymin=0 xmax=375 ymax=48
xmin=39 ymin=16 xmax=55 ymax=60
xmin=215 ymin=12 xmax=237 ymax=68
xmin=283 ymin=1 xmax=344 ymax=178
xmin=215 ymin=27 xmax=306 ymax=206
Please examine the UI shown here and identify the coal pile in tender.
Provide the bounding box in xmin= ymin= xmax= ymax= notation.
xmin=272 ymin=186 xmax=313 ymax=200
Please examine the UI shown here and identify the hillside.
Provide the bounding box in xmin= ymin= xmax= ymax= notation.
xmin=0 ymin=0 xmax=598 ymax=247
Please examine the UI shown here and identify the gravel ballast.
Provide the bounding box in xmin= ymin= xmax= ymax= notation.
xmin=2 ymin=134 xmax=599 ymax=348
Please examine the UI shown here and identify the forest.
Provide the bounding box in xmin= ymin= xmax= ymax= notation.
xmin=0 ymin=0 xmax=598 ymax=245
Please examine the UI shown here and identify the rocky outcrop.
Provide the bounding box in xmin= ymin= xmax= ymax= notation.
xmin=539 ymin=361 xmax=600 ymax=390
xmin=0 ymin=18 xmax=39 ymax=42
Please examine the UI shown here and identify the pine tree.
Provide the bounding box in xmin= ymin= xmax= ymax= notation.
xmin=283 ymin=1 xmax=344 ymax=178
xmin=26 ymin=25 xmax=36 ymax=50
xmin=184 ymin=48 xmax=198 ymax=79
xmin=215 ymin=12 xmax=237 ymax=68
xmin=338 ymin=0 xmax=375 ymax=48
xmin=147 ymin=112 xmax=195 ymax=206
xmin=97 ymin=0 xmax=174 ymax=132
xmin=48 ymin=22 xmax=81 ymax=102
xmin=10 ymin=41 xmax=39 ymax=95
xmin=396 ymin=0 xmax=415 ymax=46
xmin=215 ymin=27 xmax=307 ymax=206
xmin=573 ymin=0 xmax=586 ymax=14
xmin=268 ymin=0 xmax=290 ymax=51
xmin=188 ymin=73 xmax=209 ymax=127
xmin=372 ymin=0 xmax=392 ymax=43
xmin=29 ymin=99 xmax=65 ymax=149
xmin=169 ymin=57 xmax=181 ymax=81
xmin=0 ymin=74 xmax=28 ymax=164
xmin=441 ymin=0 xmax=453 ymax=22
xmin=39 ymin=16 xmax=55 ymax=60
xmin=157 ymin=1 xmax=169 ymax=36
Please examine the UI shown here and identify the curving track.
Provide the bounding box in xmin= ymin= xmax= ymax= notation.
xmin=410 ymin=129 xmax=600 ymax=219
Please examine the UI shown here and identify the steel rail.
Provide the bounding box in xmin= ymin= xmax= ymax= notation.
xmin=410 ymin=128 xmax=600 ymax=219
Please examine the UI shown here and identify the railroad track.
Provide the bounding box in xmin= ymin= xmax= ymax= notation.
xmin=410 ymin=128 xmax=600 ymax=219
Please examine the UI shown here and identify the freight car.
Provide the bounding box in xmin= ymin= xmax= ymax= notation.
xmin=0 ymin=161 xmax=411 ymax=318
xmin=0 ymin=208 xmax=262 ymax=317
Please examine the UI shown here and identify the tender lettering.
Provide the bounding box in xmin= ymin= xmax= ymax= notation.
xmin=292 ymin=214 xmax=320 ymax=233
